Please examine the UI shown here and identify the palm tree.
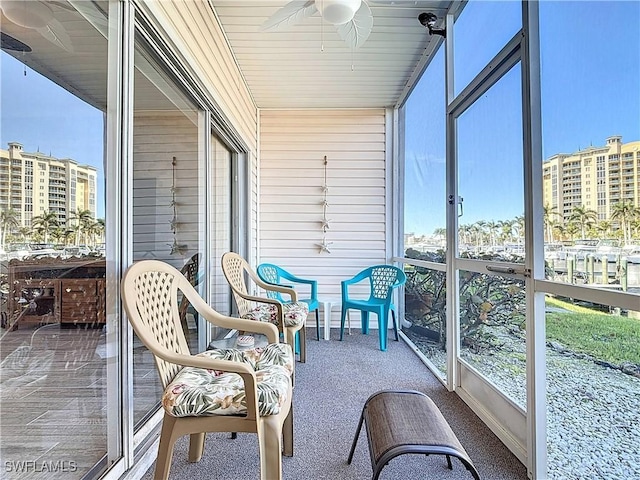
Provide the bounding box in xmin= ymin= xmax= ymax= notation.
xmin=486 ymin=220 xmax=500 ymax=246
xmin=474 ymin=220 xmax=487 ymax=246
xmin=585 ymin=224 xmax=599 ymax=240
xmin=498 ymin=220 xmax=512 ymax=244
xmin=553 ymin=223 xmax=566 ymax=242
xmin=468 ymin=224 xmax=481 ymax=248
xmin=80 ymin=216 xmax=95 ymax=245
xmin=0 ymin=208 xmax=20 ymax=248
xmin=610 ymin=201 xmax=639 ymax=246
xmin=565 ymin=223 xmax=580 ymax=242
xmin=69 ymin=208 xmax=94 ymax=246
xmin=569 ymin=205 xmax=597 ymax=239
xmin=68 ymin=223 xmax=81 ymax=246
xmin=631 ymin=218 xmax=640 ymax=242
xmin=32 ymin=211 xmax=59 ymax=245
xmin=513 ymin=215 xmax=525 ymax=243
xmin=62 ymin=228 xmax=76 ymax=246
xmin=432 ymin=227 xmax=446 ymax=238
xmin=50 ymin=227 xmax=66 ymax=245
xmin=543 ymin=205 xmax=561 ymax=243
xmin=595 ymin=220 xmax=610 ymax=239
xmin=458 ymin=224 xmax=472 ymax=246
xmin=87 ymin=219 xmax=106 ymax=247
xmin=17 ymin=226 xmax=32 ymax=243
xmin=546 ymin=218 xmax=561 ymax=243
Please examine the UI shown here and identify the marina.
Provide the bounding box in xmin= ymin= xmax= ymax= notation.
xmin=546 ymin=255 xmax=640 ymax=293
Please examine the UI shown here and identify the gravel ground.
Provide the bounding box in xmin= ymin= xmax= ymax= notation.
xmin=404 ymin=327 xmax=640 ymax=480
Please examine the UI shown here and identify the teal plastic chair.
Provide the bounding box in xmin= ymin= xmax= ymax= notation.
xmin=257 ymin=263 xmax=321 ymax=341
xmin=340 ymin=265 xmax=407 ymax=351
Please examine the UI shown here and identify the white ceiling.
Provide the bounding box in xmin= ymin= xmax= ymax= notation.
xmin=1 ymin=1 xmax=453 ymax=112
xmin=209 ymin=0 xmax=453 ymax=109
xmin=1 ymin=1 xmax=183 ymax=112
xmin=1 ymin=1 xmax=110 ymax=110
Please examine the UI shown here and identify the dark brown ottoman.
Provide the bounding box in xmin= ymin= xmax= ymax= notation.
xmin=348 ymin=390 xmax=481 ymax=480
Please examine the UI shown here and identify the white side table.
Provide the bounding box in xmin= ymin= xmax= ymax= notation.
xmin=319 ymin=298 xmax=351 ymax=340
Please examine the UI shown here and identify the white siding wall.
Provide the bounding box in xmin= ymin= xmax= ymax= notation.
xmin=259 ymin=109 xmax=388 ymax=327
xmin=132 ymin=111 xmax=199 ymax=269
xmin=210 ymin=136 xmax=232 ymax=315
xmin=145 ymin=6 xmax=390 ymax=324
xmin=147 ymin=1 xmax=259 ymax=264
xmin=147 ymin=1 xmax=257 ymax=146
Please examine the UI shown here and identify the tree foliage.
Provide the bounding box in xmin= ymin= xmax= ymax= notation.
xmin=404 ymin=248 xmax=526 ymax=353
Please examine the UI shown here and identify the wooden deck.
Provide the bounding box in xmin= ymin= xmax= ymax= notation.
xmin=0 ymin=323 xmax=163 ymax=480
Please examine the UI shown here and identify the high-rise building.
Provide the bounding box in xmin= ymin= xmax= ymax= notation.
xmin=542 ymin=136 xmax=640 ymax=225
xmin=0 ymin=142 xmax=97 ymax=229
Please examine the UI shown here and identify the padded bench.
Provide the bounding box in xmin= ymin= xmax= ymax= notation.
xmin=348 ymin=390 xmax=481 ymax=480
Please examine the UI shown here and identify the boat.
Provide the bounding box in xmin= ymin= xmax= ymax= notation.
xmin=622 ymin=245 xmax=640 ymax=264
xmin=544 ymin=243 xmax=566 ymax=261
xmin=594 ymin=239 xmax=621 ymax=263
xmin=5 ymin=243 xmax=32 ymax=260
xmin=62 ymin=245 xmax=93 ymax=258
xmin=564 ymin=239 xmax=598 ymax=260
xmin=29 ymin=243 xmax=64 ymax=259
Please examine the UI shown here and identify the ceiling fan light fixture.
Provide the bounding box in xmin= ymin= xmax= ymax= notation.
xmin=315 ymin=0 xmax=362 ymax=25
xmin=1 ymin=0 xmax=54 ymax=29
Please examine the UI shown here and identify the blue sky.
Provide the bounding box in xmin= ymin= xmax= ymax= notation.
xmin=0 ymin=52 xmax=105 ymax=218
xmin=1 ymin=1 xmax=639 ymax=232
xmin=404 ymin=0 xmax=640 ymax=236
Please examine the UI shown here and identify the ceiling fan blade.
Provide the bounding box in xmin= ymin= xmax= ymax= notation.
xmin=68 ymin=0 xmax=109 ymax=38
xmin=36 ymin=18 xmax=74 ymax=53
xmin=48 ymin=1 xmax=80 ymax=12
xmin=335 ymin=1 xmax=373 ymax=49
xmin=260 ymin=0 xmax=318 ymax=31
xmin=1 ymin=31 xmax=32 ymax=52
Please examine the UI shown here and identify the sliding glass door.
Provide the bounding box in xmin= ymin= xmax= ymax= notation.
xmin=402 ymin=2 xmax=639 ymax=478
xmin=130 ymin=23 xmax=206 ymax=429
xmin=445 ymin=2 xmax=543 ymax=476
xmin=0 ymin=1 xmax=121 ymax=478
xmin=454 ymin=61 xmax=526 ymax=408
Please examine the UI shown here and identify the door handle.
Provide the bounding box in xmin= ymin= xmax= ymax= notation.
xmin=486 ymin=265 xmax=515 ymax=274
xmin=486 ymin=265 xmax=529 ymax=277
xmin=448 ymin=195 xmax=464 ymax=217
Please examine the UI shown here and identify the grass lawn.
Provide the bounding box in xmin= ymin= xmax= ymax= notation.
xmin=546 ymin=297 xmax=640 ymax=365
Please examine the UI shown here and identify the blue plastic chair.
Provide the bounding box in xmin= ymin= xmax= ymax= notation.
xmin=257 ymin=263 xmax=321 ymax=341
xmin=340 ymin=265 xmax=407 ymax=351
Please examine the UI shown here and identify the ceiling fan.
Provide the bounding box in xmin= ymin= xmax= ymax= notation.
xmin=261 ymin=0 xmax=420 ymax=49
xmin=0 ymin=0 xmax=74 ymax=52
xmin=261 ymin=0 xmax=371 ymax=49
xmin=1 ymin=1 xmax=108 ymax=55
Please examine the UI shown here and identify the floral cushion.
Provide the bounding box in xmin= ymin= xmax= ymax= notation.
xmin=162 ymin=343 xmax=293 ymax=418
xmin=242 ymin=302 xmax=308 ymax=327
